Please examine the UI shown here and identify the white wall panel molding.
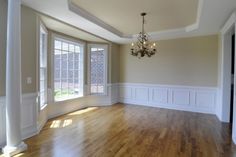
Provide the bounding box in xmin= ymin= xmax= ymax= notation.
xmin=0 ymin=93 xmax=37 ymax=148
xmin=118 ymin=83 xmax=217 ymax=114
xmin=0 ymin=96 xmax=6 ymax=147
xmin=47 ymin=84 xmax=119 ymax=119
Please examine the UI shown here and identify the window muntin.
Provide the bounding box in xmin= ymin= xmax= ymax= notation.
xmin=89 ymin=45 xmax=107 ymax=95
xmin=39 ymin=24 xmax=47 ymax=109
xmin=53 ymin=37 xmax=84 ymax=101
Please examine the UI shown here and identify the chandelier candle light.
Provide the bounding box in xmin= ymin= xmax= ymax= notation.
xmin=131 ymin=12 xmax=156 ymax=58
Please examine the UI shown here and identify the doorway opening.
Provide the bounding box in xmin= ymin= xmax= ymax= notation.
xmin=230 ymin=34 xmax=235 ymax=124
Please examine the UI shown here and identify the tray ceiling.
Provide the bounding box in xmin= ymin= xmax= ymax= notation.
xmin=71 ymin=0 xmax=199 ymax=35
xmin=22 ymin=0 xmax=236 ymax=43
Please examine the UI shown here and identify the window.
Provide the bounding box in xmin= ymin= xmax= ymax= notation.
xmin=53 ymin=36 xmax=84 ymax=101
xmin=88 ymin=44 xmax=107 ymax=95
xmin=39 ymin=23 xmax=47 ymax=109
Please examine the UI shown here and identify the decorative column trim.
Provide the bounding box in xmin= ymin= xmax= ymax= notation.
xmin=3 ymin=0 xmax=27 ymax=156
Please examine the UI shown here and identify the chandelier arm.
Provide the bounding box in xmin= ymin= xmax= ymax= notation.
xmin=130 ymin=12 xmax=156 ymax=58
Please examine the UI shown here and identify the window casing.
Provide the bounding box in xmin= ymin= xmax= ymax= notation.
xmin=88 ymin=44 xmax=108 ymax=95
xmin=52 ymin=35 xmax=84 ymax=102
xmin=39 ymin=23 xmax=47 ymax=109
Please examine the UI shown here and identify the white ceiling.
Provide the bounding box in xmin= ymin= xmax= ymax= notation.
xmin=22 ymin=0 xmax=236 ymax=44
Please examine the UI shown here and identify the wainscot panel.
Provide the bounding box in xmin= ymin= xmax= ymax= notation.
xmin=118 ymin=83 xmax=217 ymax=114
xmin=0 ymin=93 xmax=37 ymax=148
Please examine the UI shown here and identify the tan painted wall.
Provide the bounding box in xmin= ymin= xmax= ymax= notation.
xmin=0 ymin=0 xmax=7 ymax=96
xmin=0 ymin=5 xmax=37 ymax=96
xmin=111 ymin=44 xmax=120 ymax=83
xmin=21 ymin=6 xmax=37 ymax=94
xmin=119 ymin=35 xmax=218 ymax=87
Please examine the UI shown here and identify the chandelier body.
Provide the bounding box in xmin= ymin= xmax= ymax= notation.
xmin=131 ymin=13 xmax=156 ymax=58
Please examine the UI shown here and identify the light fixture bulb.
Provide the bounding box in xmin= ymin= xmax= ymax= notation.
xmin=130 ymin=13 xmax=156 ymax=58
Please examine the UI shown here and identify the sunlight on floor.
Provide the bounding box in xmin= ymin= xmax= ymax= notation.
xmin=62 ymin=119 xmax=72 ymax=127
xmin=14 ymin=153 xmax=25 ymax=157
xmin=68 ymin=107 xmax=98 ymax=116
xmin=0 ymin=153 xmax=25 ymax=157
xmin=50 ymin=119 xmax=73 ymax=128
xmin=50 ymin=120 xmax=61 ymax=128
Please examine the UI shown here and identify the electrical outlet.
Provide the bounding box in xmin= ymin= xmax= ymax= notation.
xmin=27 ymin=77 xmax=32 ymax=84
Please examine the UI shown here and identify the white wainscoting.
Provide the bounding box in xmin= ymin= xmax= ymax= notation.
xmin=0 ymin=97 xmax=6 ymax=147
xmin=47 ymin=84 xmax=119 ymax=119
xmin=0 ymin=93 xmax=37 ymax=148
xmin=118 ymin=83 xmax=217 ymax=114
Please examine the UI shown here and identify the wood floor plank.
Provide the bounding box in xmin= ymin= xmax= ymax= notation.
xmin=1 ymin=103 xmax=236 ymax=157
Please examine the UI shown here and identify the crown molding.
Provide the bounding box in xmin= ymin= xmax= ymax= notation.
xmin=68 ymin=0 xmax=132 ymax=39
xmin=68 ymin=0 xmax=204 ymax=42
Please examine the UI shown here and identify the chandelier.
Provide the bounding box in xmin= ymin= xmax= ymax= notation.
xmin=131 ymin=12 xmax=156 ymax=58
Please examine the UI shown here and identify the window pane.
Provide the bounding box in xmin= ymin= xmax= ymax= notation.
xmin=62 ymin=42 xmax=69 ymax=51
xmin=54 ymin=69 xmax=60 ymax=79
xmin=74 ymin=70 xmax=79 ymax=79
xmin=55 ymin=50 xmax=61 ymax=56
xmin=75 ymin=46 xmax=80 ymax=53
xmin=61 ymin=70 xmax=68 ymax=79
xmin=90 ymin=47 xmax=105 ymax=94
xmin=54 ymin=80 xmax=61 ymax=90
xmin=40 ymin=69 xmax=46 ymax=80
xmin=39 ymin=25 xmax=47 ymax=108
xmin=61 ymin=79 xmax=68 ymax=89
xmin=68 ymin=70 xmax=73 ymax=79
xmin=40 ymin=80 xmax=45 ymax=92
xmin=53 ymin=38 xmax=83 ymax=101
xmin=74 ymin=61 xmax=79 ymax=69
xmin=55 ymin=40 xmax=62 ymax=49
xmin=69 ymin=44 xmax=74 ymax=52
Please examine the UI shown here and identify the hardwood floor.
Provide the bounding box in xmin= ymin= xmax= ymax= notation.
xmin=2 ymin=104 xmax=236 ymax=157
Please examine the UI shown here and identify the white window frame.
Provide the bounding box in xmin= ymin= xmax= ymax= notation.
xmin=51 ymin=33 xmax=85 ymax=102
xmin=38 ymin=21 xmax=48 ymax=110
xmin=87 ymin=44 xmax=108 ymax=96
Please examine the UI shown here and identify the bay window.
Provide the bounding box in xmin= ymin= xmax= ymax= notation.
xmin=53 ymin=35 xmax=84 ymax=101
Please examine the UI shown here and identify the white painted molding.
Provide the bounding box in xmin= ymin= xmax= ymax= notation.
xmin=186 ymin=0 xmax=204 ymax=32
xmin=118 ymin=83 xmax=217 ymax=114
xmin=0 ymin=93 xmax=38 ymax=148
xmin=0 ymin=96 xmax=6 ymax=148
xmin=47 ymin=84 xmax=119 ymax=119
xmin=221 ymin=11 xmax=236 ymax=34
xmin=68 ymin=0 xmax=127 ymax=38
xmin=68 ymin=0 xmax=203 ymax=40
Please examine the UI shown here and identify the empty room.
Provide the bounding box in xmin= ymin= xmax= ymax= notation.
xmin=0 ymin=0 xmax=236 ymax=156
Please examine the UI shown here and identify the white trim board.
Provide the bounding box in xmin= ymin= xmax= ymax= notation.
xmin=0 ymin=93 xmax=38 ymax=148
xmin=118 ymin=83 xmax=217 ymax=114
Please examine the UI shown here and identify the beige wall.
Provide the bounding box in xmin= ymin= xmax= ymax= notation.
xmin=0 ymin=0 xmax=7 ymax=96
xmin=218 ymin=34 xmax=222 ymax=88
xmin=0 ymin=5 xmax=37 ymax=96
xmin=21 ymin=6 xmax=37 ymax=94
xmin=111 ymin=44 xmax=120 ymax=83
xmin=119 ymin=35 xmax=218 ymax=87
